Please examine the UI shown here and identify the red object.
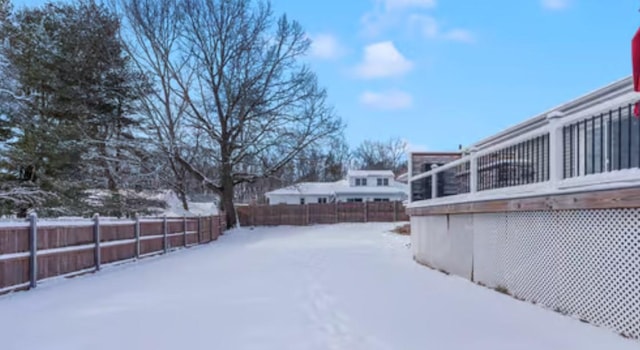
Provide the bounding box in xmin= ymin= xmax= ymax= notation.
xmin=632 ymin=27 xmax=640 ymax=117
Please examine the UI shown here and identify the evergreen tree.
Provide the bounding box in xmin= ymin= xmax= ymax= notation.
xmin=1 ymin=0 xmax=150 ymax=217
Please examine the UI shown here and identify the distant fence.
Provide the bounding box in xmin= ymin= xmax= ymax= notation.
xmin=0 ymin=213 xmax=226 ymax=294
xmin=237 ymin=202 xmax=409 ymax=227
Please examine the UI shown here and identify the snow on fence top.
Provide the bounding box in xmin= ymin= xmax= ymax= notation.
xmin=0 ymin=215 xmax=218 ymax=229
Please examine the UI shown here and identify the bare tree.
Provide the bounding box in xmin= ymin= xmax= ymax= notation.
xmin=119 ymin=0 xmax=342 ymax=227
xmin=116 ymin=0 xmax=198 ymax=211
xmin=352 ymin=137 xmax=408 ymax=175
xmin=233 ymin=136 xmax=349 ymax=204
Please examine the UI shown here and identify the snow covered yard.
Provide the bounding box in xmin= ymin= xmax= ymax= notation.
xmin=0 ymin=223 xmax=636 ymax=350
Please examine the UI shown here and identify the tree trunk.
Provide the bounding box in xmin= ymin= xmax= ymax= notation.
xmin=220 ymin=159 xmax=237 ymax=229
xmin=178 ymin=189 xmax=189 ymax=211
xmin=221 ymin=182 xmax=237 ymax=229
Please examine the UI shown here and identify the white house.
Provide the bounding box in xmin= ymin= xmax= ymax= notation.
xmin=265 ymin=170 xmax=408 ymax=205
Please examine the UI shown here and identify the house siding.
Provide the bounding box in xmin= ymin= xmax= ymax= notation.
xmin=267 ymin=195 xmax=332 ymax=205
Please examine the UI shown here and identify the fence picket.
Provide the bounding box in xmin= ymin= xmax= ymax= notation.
xmin=0 ymin=213 xmax=226 ymax=295
xmin=93 ymin=214 xmax=101 ymax=271
xmin=28 ymin=213 xmax=38 ymax=289
xmin=236 ymin=201 xmax=407 ymax=226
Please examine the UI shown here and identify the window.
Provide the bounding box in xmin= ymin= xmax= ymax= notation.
xmin=317 ymin=198 xmax=327 ymax=204
xmin=374 ymin=198 xmax=390 ymax=202
xmin=355 ymin=178 xmax=367 ymax=186
xmin=376 ymin=178 xmax=389 ymax=186
xmin=300 ymin=198 xmax=305 ymax=205
xmin=347 ymin=198 xmax=363 ymax=203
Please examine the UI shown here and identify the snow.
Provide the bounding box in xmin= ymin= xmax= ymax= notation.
xmin=347 ymin=169 xmax=395 ymax=177
xmin=0 ymin=223 xmax=636 ymax=350
xmin=83 ymin=189 xmax=219 ymax=217
xmin=266 ymin=180 xmax=348 ymax=196
xmin=0 ymin=190 xmax=217 ymax=228
xmin=266 ymin=178 xmax=408 ymax=196
xmin=0 ymin=221 xmax=29 ymax=228
xmin=155 ymin=190 xmax=219 ymax=217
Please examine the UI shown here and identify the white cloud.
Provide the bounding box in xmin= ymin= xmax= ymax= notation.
xmin=360 ymin=11 xmax=396 ymax=38
xmin=309 ymin=34 xmax=344 ymax=60
xmin=361 ymin=0 xmax=436 ymax=37
xmin=361 ymin=1 xmax=473 ymax=43
xmin=360 ymin=90 xmax=413 ymax=110
xmin=382 ymin=0 xmax=437 ymax=11
xmin=354 ymin=41 xmax=413 ymax=79
xmin=443 ymin=29 xmax=475 ymax=43
xmin=541 ymin=0 xmax=571 ymax=10
xmin=410 ymin=15 xmax=475 ymax=43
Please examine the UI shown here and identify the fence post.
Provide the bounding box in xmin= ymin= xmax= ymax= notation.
xmin=408 ymin=152 xmax=413 ymax=204
xmin=183 ymin=215 xmax=188 ymax=248
xmin=335 ymin=201 xmax=339 ymax=223
xmin=547 ymin=111 xmax=565 ymax=189
xmin=364 ymin=201 xmax=368 ymax=222
xmin=163 ymin=215 xmax=168 ymax=254
xmin=393 ymin=201 xmax=398 ymax=222
xmin=210 ymin=215 xmax=214 ymax=241
xmin=28 ymin=212 xmax=38 ymax=289
xmin=134 ymin=214 xmax=141 ymax=259
xmin=431 ymin=167 xmax=438 ymax=199
xmin=305 ymin=204 xmax=310 ymax=226
xmin=93 ymin=214 xmax=101 ymax=271
xmin=197 ymin=215 xmax=202 ymax=244
xmin=469 ymin=148 xmax=478 ymax=193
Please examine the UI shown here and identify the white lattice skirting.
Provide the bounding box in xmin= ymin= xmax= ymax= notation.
xmin=411 ymin=209 xmax=640 ymax=339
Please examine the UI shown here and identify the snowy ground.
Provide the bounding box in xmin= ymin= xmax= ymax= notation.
xmin=0 ymin=223 xmax=636 ymax=350
xmin=154 ymin=190 xmax=218 ymax=217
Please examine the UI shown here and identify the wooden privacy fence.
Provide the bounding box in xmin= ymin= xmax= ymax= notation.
xmin=0 ymin=213 xmax=226 ymax=294
xmin=237 ymin=201 xmax=409 ymax=227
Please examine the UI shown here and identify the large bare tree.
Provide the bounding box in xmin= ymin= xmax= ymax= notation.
xmin=119 ymin=0 xmax=342 ymax=227
xmin=352 ymin=137 xmax=408 ymax=175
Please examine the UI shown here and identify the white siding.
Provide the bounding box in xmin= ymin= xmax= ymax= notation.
xmin=268 ymin=193 xmax=404 ymax=204
xmin=335 ymin=193 xmax=404 ymax=203
xmin=266 ymin=194 xmax=331 ymax=205
xmin=348 ymin=175 xmax=394 ymax=188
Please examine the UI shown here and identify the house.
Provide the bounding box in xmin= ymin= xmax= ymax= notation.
xmin=265 ymin=170 xmax=408 ymax=205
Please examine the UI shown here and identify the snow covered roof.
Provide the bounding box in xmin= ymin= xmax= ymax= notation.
xmin=265 ymin=179 xmax=408 ymax=197
xmin=265 ymin=180 xmax=347 ymax=196
xmin=347 ymin=170 xmax=395 ymax=177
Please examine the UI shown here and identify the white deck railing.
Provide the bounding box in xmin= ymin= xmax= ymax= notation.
xmin=409 ymin=80 xmax=640 ymax=208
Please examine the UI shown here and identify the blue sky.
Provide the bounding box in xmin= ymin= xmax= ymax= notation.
xmin=14 ymin=0 xmax=640 ymax=151
xmin=272 ymin=0 xmax=639 ymax=151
